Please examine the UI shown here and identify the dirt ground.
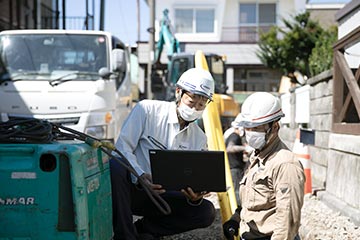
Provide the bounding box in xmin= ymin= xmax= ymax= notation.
xmin=161 ymin=193 xmax=360 ymax=240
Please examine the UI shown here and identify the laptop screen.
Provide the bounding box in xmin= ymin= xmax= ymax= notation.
xmin=149 ymin=149 xmax=226 ymax=192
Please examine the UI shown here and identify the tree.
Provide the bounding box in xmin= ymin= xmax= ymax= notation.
xmin=257 ymin=11 xmax=326 ymax=79
xmin=309 ymin=26 xmax=338 ymax=76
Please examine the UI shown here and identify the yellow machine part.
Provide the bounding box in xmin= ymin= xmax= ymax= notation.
xmin=213 ymin=94 xmax=240 ymax=118
xmin=194 ymin=50 xmax=238 ymax=225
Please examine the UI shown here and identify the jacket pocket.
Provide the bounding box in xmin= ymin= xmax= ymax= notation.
xmin=242 ymin=173 xmax=273 ymax=211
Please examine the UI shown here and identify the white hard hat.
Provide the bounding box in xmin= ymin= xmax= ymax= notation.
xmin=176 ymin=68 xmax=215 ymax=101
xmin=232 ymin=92 xmax=285 ymax=128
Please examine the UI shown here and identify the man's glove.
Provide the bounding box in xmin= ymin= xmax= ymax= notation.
xmin=223 ymin=207 xmax=241 ymax=240
xmin=223 ymin=218 xmax=239 ymax=239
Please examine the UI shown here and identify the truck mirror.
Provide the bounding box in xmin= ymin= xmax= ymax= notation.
xmin=112 ymin=49 xmax=126 ymax=72
xmin=99 ymin=67 xmax=112 ymax=79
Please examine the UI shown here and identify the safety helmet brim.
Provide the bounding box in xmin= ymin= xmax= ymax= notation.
xmin=231 ymin=92 xmax=285 ymax=128
xmin=177 ymin=87 xmax=213 ymax=101
xmin=176 ymin=68 xmax=214 ymax=101
xmin=233 ymin=115 xmax=284 ymax=128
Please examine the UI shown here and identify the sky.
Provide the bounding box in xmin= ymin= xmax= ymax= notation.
xmin=307 ymin=0 xmax=350 ymax=3
xmin=66 ymin=0 xmax=149 ymax=46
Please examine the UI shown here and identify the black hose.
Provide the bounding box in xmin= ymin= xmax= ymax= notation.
xmin=0 ymin=117 xmax=171 ymax=215
xmin=0 ymin=117 xmax=53 ymax=143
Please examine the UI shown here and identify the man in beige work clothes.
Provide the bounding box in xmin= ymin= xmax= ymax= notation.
xmin=223 ymin=92 xmax=305 ymax=240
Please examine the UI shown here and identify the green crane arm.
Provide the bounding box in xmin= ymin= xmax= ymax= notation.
xmin=154 ymin=9 xmax=180 ymax=64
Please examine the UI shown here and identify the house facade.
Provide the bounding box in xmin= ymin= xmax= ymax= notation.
xmin=0 ymin=0 xmax=95 ymax=31
xmin=306 ymin=0 xmax=351 ymax=29
xmin=137 ymin=0 xmax=307 ymax=100
xmin=0 ymin=0 xmax=57 ymax=30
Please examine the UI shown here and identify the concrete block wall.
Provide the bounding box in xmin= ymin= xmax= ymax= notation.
xmin=279 ymin=70 xmax=334 ymax=189
xmin=307 ymin=70 xmax=333 ymax=189
xmin=279 ymin=69 xmax=360 ymax=225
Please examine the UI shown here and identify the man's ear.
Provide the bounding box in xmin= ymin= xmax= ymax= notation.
xmin=175 ymin=88 xmax=182 ymax=103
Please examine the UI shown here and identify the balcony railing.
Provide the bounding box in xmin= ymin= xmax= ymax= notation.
xmin=221 ymin=25 xmax=274 ymax=43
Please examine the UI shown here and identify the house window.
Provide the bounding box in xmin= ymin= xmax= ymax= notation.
xmin=175 ymin=8 xmax=215 ymax=33
xmin=234 ymin=68 xmax=281 ymax=92
xmin=239 ymin=3 xmax=276 ymax=42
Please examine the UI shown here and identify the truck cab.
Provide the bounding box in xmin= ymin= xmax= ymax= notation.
xmin=0 ymin=30 xmax=132 ymax=141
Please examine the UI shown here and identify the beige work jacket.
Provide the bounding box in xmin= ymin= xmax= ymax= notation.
xmin=239 ymin=135 xmax=305 ymax=240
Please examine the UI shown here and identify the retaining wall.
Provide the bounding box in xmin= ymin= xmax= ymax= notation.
xmin=278 ymin=69 xmax=360 ymax=225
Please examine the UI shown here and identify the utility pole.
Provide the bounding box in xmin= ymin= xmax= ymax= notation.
xmin=146 ymin=0 xmax=155 ymax=99
xmin=55 ymin=0 xmax=59 ymax=29
xmin=62 ymin=0 xmax=66 ymax=29
xmin=99 ymin=0 xmax=105 ymax=30
xmin=92 ymin=0 xmax=95 ymax=30
xmin=36 ymin=0 xmax=41 ymax=29
xmin=85 ymin=0 xmax=89 ymax=30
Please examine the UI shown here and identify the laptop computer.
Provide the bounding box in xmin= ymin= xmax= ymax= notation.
xmin=149 ymin=149 xmax=227 ymax=192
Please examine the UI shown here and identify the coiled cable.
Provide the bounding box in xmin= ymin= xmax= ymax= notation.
xmin=0 ymin=117 xmax=53 ymax=143
xmin=0 ymin=117 xmax=171 ymax=215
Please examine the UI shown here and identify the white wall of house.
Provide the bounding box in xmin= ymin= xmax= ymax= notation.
xmin=278 ymin=0 xmax=305 ymax=27
xmin=337 ymin=4 xmax=360 ymax=69
xmin=155 ymin=0 xmax=225 ymax=42
xmin=221 ymin=0 xmax=239 ymax=42
xmin=155 ymin=0 xmax=304 ymax=43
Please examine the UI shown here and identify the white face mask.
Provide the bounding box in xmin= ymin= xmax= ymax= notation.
xmin=178 ymin=103 xmax=204 ymax=122
xmin=245 ymin=131 xmax=266 ymax=150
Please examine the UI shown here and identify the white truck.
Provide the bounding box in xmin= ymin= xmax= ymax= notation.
xmin=0 ymin=30 xmax=133 ymax=141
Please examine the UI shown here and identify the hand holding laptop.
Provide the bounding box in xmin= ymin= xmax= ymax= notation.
xmin=181 ymin=187 xmax=208 ymax=202
xmin=140 ymin=173 xmax=166 ymax=195
xmin=141 ymin=172 xmax=206 ymax=201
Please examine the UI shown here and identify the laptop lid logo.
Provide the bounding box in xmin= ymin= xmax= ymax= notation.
xmin=183 ymin=168 xmax=193 ymax=176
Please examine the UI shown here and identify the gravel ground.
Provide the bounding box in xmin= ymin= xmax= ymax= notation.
xmin=161 ymin=193 xmax=360 ymax=240
xmin=299 ymin=194 xmax=360 ymax=240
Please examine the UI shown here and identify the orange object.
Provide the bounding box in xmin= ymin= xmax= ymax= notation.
xmin=292 ymin=129 xmax=312 ymax=194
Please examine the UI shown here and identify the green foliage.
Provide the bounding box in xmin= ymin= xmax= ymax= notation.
xmin=257 ymin=11 xmax=334 ymax=78
xmin=257 ymin=26 xmax=286 ymax=71
xmin=309 ymin=26 xmax=338 ymax=76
